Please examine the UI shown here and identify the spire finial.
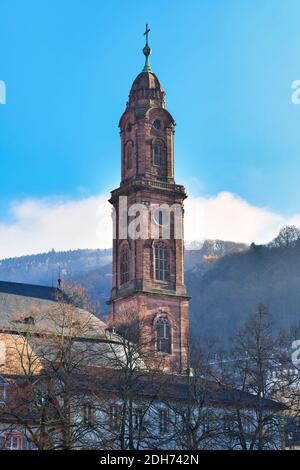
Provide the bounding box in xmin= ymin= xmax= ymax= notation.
xmin=142 ymin=24 xmax=152 ymax=72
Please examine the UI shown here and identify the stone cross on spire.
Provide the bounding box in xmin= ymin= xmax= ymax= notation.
xmin=142 ymin=23 xmax=152 ymax=72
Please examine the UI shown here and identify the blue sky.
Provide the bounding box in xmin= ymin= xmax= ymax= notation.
xmin=1 ymin=0 xmax=300 ymax=257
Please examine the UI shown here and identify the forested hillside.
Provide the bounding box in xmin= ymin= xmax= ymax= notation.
xmin=0 ymin=241 xmax=245 ymax=315
xmin=1 ymin=228 xmax=300 ymax=342
xmin=186 ymin=245 xmax=300 ymax=339
xmin=187 ymin=228 xmax=300 ymax=343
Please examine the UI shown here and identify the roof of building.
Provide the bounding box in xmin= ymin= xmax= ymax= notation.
xmin=130 ymin=71 xmax=163 ymax=93
xmin=0 ymin=280 xmax=137 ymax=378
xmin=127 ymin=71 xmax=166 ymax=110
xmin=0 ymin=280 xmax=59 ymax=301
xmin=32 ymin=367 xmax=286 ymax=412
xmin=0 ymin=280 xmax=108 ymax=337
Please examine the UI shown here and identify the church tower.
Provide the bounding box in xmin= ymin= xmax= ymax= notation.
xmin=108 ymin=27 xmax=190 ymax=374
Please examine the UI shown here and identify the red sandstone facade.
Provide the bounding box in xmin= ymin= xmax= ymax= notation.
xmin=108 ymin=41 xmax=190 ymax=374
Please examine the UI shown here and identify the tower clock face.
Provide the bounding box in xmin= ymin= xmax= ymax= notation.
xmin=153 ymin=119 xmax=161 ymax=130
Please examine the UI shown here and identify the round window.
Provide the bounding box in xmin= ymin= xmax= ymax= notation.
xmin=153 ymin=208 xmax=169 ymax=226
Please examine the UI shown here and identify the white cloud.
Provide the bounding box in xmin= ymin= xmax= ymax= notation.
xmin=184 ymin=192 xmax=286 ymax=245
xmin=0 ymin=190 xmax=297 ymax=259
xmin=0 ymin=196 xmax=112 ymax=259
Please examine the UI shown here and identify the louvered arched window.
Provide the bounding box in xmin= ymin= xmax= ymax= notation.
xmin=155 ymin=316 xmax=171 ymax=354
xmin=153 ymin=141 xmax=166 ymax=166
xmin=120 ymin=245 xmax=129 ymax=284
xmin=126 ymin=146 xmax=133 ymax=170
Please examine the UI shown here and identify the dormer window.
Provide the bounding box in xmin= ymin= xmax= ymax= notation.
xmin=13 ymin=316 xmax=35 ymax=326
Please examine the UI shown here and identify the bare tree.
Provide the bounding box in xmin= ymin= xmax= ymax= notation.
xmin=273 ymin=325 xmax=300 ymax=439
xmin=215 ymin=305 xmax=285 ymax=450
xmin=95 ymin=308 xmax=168 ymax=450
xmin=163 ymin=339 xmax=222 ymax=450
xmin=270 ymin=225 xmax=300 ymax=249
xmin=1 ymin=284 xmax=109 ymax=450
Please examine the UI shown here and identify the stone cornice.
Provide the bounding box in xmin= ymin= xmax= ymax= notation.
xmin=109 ymin=177 xmax=187 ymax=203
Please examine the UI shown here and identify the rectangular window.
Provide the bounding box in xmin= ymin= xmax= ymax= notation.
xmin=202 ymin=414 xmax=211 ymax=433
xmin=132 ymin=408 xmax=145 ymax=432
xmin=83 ymin=403 xmax=96 ymax=426
xmin=222 ymin=415 xmax=233 ymax=434
xmin=0 ymin=384 xmax=6 ymax=404
xmin=4 ymin=433 xmax=23 ymax=450
xmin=109 ymin=404 xmax=122 ymax=431
xmin=158 ymin=409 xmax=169 ymax=434
xmin=22 ymin=436 xmax=38 ymax=450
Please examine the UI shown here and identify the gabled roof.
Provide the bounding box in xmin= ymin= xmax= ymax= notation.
xmin=0 ymin=280 xmax=59 ymax=301
xmin=0 ymin=280 xmax=108 ymax=337
xmin=35 ymin=367 xmax=286 ymax=411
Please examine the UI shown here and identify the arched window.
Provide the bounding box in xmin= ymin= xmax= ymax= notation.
xmin=155 ymin=243 xmax=168 ymax=281
xmin=153 ymin=142 xmax=165 ymax=166
xmin=153 ymin=119 xmax=161 ymax=130
xmin=126 ymin=146 xmax=133 ymax=170
xmin=120 ymin=245 xmax=129 ymax=284
xmin=155 ymin=317 xmax=171 ymax=354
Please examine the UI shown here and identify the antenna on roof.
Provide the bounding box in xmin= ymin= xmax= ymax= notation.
xmin=57 ymin=266 xmax=62 ymax=288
